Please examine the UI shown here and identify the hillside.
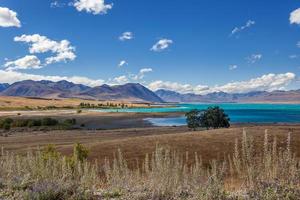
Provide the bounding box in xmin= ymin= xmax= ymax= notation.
xmin=0 ymin=80 xmax=164 ymax=103
xmin=1 ymin=80 xmax=300 ymax=103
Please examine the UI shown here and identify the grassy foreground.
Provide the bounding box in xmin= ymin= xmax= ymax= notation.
xmin=0 ymin=130 xmax=299 ymax=199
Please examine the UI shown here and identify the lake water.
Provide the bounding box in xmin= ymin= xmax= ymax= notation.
xmin=92 ymin=103 xmax=300 ymax=126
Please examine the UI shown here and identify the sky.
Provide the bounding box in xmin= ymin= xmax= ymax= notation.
xmin=0 ymin=0 xmax=300 ymax=94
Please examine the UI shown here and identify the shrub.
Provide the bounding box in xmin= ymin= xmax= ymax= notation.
xmin=3 ymin=123 xmax=11 ymax=132
xmin=200 ymin=106 xmax=230 ymax=129
xmin=0 ymin=118 xmax=13 ymax=128
xmin=41 ymin=118 xmax=59 ymax=126
xmin=185 ymin=107 xmax=230 ymax=130
xmin=42 ymin=144 xmax=61 ymax=161
xmin=63 ymin=118 xmax=76 ymax=126
xmin=73 ymin=143 xmax=89 ymax=162
xmin=185 ymin=109 xmax=201 ymax=130
xmin=0 ymin=143 xmax=96 ymax=199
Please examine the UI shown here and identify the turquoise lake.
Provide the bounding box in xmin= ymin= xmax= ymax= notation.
xmin=92 ymin=103 xmax=300 ymax=126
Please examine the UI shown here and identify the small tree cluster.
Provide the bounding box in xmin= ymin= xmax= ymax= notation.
xmin=0 ymin=117 xmax=77 ymax=131
xmin=185 ymin=106 xmax=230 ymax=131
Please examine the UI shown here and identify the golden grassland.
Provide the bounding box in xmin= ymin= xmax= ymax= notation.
xmin=1 ymin=126 xmax=300 ymax=199
xmin=1 ymin=125 xmax=299 ymax=167
xmin=0 ymin=96 xmax=151 ymax=111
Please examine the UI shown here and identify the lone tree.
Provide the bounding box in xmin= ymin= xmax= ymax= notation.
xmin=185 ymin=106 xmax=230 ymax=130
xmin=200 ymin=106 xmax=230 ymax=129
xmin=185 ymin=109 xmax=201 ymax=131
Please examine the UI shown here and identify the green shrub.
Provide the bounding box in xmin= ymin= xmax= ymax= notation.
xmin=185 ymin=109 xmax=201 ymax=130
xmin=3 ymin=123 xmax=11 ymax=131
xmin=73 ymin=143 xmax=89 ymax=162
xmin=41 ymin=118 xmax=59 ymax=126
xmin=63 ymin=118 xmax=76 ymax=126
xmin=185 ymin=107 xmax=230 ymax=130
xmin=42 ymin=144 xmax=61 ymax=161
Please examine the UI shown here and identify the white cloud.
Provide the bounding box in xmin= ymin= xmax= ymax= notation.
xmin=231 ymin=20 xmax=255 ymax=36
xmin=148 ymin=80 xmax=209 ymax=94
xmin=73 ymin=0 xmax=113 ymax=15
xmin=112 ymin=75 xmax=128 ymax=84
xmin=51 ymin=1 xmax=66 ymax=8
xmin=14 ymin=34 xmax=76 ymax=65
xmin=0 ymin=7 xmax=21 ymax=28
xmin=229 ymin=65 xmax=238 ymax=70
xmin=4 ymin=55 xmax=41 ymax=71
xmin=289 ymin=54 xmax=299 ymax=59
xmin=119 ymin=32 xmax=133 ymax=41
xmin=290 ymin=8 xmax=300 ymax=25
xmin=132 ymin=68 xmax=153 ymax=80
xmin=0 ymin=70 xmax=104 ymax=87
xmin=247 ymin=54 xmax=262 ymax=64
xmin=151 ymin=39 xmax=173 ymax=52
xmin=118 ymin=60 xmax=128 ymax=67
xmin=148 ymin=73 xmax=296 ymax=94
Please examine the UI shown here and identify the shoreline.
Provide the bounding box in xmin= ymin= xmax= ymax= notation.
xmin=1 ymin=110 xmax=300 ymax=130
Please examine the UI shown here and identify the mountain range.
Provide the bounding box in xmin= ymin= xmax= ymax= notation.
xmin=0 ymin=80 xmax=300 ymax=103
xmin=155 ymin=89 xmax=300 ymax=103
xmin=0 ymin=80 xmax=163 ymax=103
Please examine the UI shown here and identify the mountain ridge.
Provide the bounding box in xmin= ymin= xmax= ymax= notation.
xmin=0 ymin=80 xmax=164 ymax=103
xmin=0 ymin=80 xmax=299 ymax=103
xmin=155 ymin=89 xmax=300 ymax=103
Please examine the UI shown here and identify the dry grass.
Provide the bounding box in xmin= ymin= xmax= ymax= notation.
xmin=1 ymin=125 xmax=300 ymax=167
xmin=1 ymin=128 xmax=300 ymax=199
xmin=0 ymin=96 xmax=150 ymax=111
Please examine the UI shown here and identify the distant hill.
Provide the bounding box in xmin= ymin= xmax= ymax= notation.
xmin=0 ymin=80 xmax=164 ymax=103
xmin=79 ymin=83 xmax=164 ymax=102
xmin=0 ymin=83 xmax=9 ymax=92
xmin=155 ymin=89 xmax=300 ymax=103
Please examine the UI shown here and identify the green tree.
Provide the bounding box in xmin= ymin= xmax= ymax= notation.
xmin=200 ymin=106 xmax=230 ymax=129
xmin=185 ymin=109 xmax=201 ymax=131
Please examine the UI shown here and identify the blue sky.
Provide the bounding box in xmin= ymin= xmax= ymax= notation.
xmin=0 ymin=0 xmax=300 ymax=94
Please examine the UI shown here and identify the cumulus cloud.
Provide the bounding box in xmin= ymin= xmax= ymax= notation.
xmin=148 ymin=73 xmax=296 ymax=94
xmin=119 ymin=32 xmax=133 ymax=41
xmin=112 ymin=75 xmax=128 ymax=84
xmin=290 ymin=8 xmax=300 ymax=25
xmin=231 ymin=20 xmax=255 ymax=36
xmin=148 ymin=80 xmax=209 ymax=94
xmin=0 ymin=70 xmax=104 ymax=87
xmin=229 ymin=65 xmax=238 ymax=70
xmin=73 ymin=0 xmax=113 ymax=15
xmin=247 ymin=54 xmax=262 ymax=64
xmin=132 ymin=68 xmax=153 ymax=80
xmin=0 ymin=7 xmax=21 ymax=27
xmin=118 ymin=60 xmax=128 ymax=67
xmin=14 ymin=34 xmax=76 ymax=65
xmin=4 ymin=55 xmax=41 ymax=71
xmin=151 ymin=39 xmax=173 ymax=52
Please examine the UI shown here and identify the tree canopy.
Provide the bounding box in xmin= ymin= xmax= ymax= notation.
xmin=185 ymin=106 xmax=230 ymax=130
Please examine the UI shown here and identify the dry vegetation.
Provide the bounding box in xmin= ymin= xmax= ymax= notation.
xmin=0 ymin=96 xmax=150 ymax=111
xmin=0 ymin=125 xmax=300 ymax=200
xmin=0 ymin=128 xmax=300 ymax=199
